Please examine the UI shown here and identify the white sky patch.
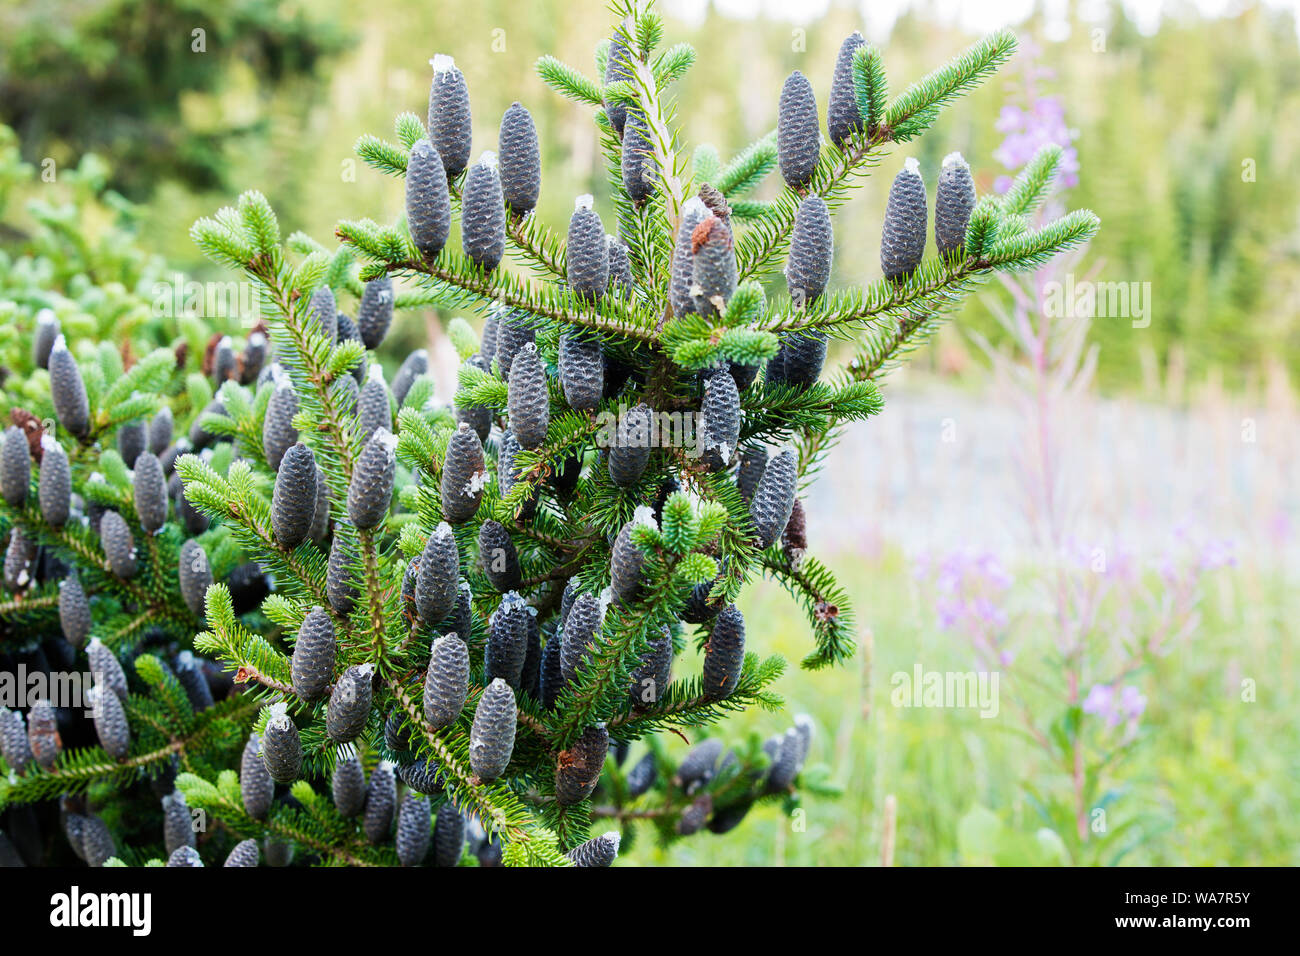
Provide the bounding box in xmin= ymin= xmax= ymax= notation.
xmin=658 ymin=0 xmax=1299 ymax=41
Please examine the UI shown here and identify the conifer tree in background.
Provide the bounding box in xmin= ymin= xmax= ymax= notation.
xmin=0 ymin=0 xmax=1096 ymax=866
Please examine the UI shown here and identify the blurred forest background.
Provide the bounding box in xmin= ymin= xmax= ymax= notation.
xmin=1 ymin=0 xmax=1296 ymax=866
xmin=3 ymin=0 xmax=1298 ymax=391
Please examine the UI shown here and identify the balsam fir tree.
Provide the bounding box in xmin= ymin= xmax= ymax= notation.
xmin=0 ymin=0 xmax=1096 ymax=867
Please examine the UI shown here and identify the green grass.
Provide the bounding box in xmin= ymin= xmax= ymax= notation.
xmin=621 ymin=547 xmax=1300 ymax=866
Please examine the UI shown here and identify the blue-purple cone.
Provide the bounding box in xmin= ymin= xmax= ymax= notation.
xmin=567 ymin=198 xmax=609 ymax=302
xmin=499 ymin=102 xmax=541 ymax=215
xmin=827 ymin=32 xmax=867 ymax=148
xmin=881 ymin=160 xmax=928 ymax=281
xmin=935 ymin=153 xmax=976 ymax=258
xmin=778 ymin=71 xmax=821 ymax=190
xmin=461 ymin=154 xmax=506 ymax=272
xmin=427 ymin=56 xmax=472 ymax=179
xmin=621 ymin=107 xmax=658 ymax=203
xmin=406 ymin=139 xmax=452 ymax=259
xmin=358 ymin=276 xmax=394 ymax=349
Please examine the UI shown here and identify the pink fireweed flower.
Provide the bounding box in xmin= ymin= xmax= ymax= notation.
xmin=1083 ymin=684 xmax=1147 ymax=729
xmin=1082 ymin=683 xmax=1114 ymax=720
xmin=1119 ymin=686 xmax=1147 ymax=721
xmin=920 ymin=548 xmax=1015 ymax=665
xmin=1198 ymin=538 xmax=1237 ymax=571
xmin=992 ymin=40 xmax=1080 ymax=193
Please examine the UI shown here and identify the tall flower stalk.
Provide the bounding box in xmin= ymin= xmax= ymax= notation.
xmin=940 ymin=48 xmax=1227 ymax=858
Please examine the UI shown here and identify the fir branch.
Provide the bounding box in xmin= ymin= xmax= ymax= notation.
xmin=385 ymin=677 xmax=563 ymax=863
xmin=176 ymin=457 xmax=336 ymax=615
xmin=507 ymin=213 xmax=568 ymax=280
xmin=195 ymin=583 xmax=295 ymax=695
xmin=0 ymin=590 xmax=57 ymax=623
xmin=0 ymin=500 xmax=197 ymax=635
xmin=176 ymin=771 xmax=391 ymax=866
xmin=739 ymin=378 xmax=883 ymax=445
xmin=843 ymin=306 xmax=942 ymax=384
xmin=358 ymin=527 xmax=396 ymax=667
xmin=247 ymin=255 xmax=362 ymax=482
xmin=0 ymin=742 xmax=186 ymax=807
xmin=735 ymin=32 xmax=1015 ymax=281
xmin=756 ymin=250 xmax=987 ymax=335
xmin=395 ymin=112 xmax=426 ymax=150
xmin=372 ymin=251 xmax=659 ymax=343
xmin=733 ymin=131 xmax=892 ymax=282
xmin=762 ymin=553 xmax=857 ymax=669
xmin=999 ymin=143 xmax=1063 ymax=218
xmin=609 ymin=652 xmax=786 ymax=737
xmin=652 ymin=42 xmax=696 ymax=87
xmin=624 ymin=36 xmax=689 ymax=235
xmin=536 ymin=55 xmax=605 ymax=107
xmin=883 ymin=30 xmax=1018 ymax=141
xmin=716 ymin=132 xmax=779 ymax=197
xmin=984 ymin=208 xmax=1100 ymax=271
xmin=355 ymin=134 xmax=409 ymax=177
xmin=851 ymin=44 xmax=888 ymax=132
xmin=549 ymin=549 xmax=687 ymax=750
xmin=0 ymin=696 xmax=259 ymax=808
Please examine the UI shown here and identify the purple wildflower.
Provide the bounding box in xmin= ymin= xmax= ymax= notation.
xmin=1119 ymin=686 xmax=1147 ymax=721
xmin=1198 ymin=538 xmax=1236 ymax=571
xmin=1082 ymin=684 xmax=1114 ymax=720
xmin=993 ymin=45 xmax=1079 ymax=192
xmin=1083 ymin=683 xmax=1146 ymax=729
xmin=920 ymin=548 xmax=1014 ymax=663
